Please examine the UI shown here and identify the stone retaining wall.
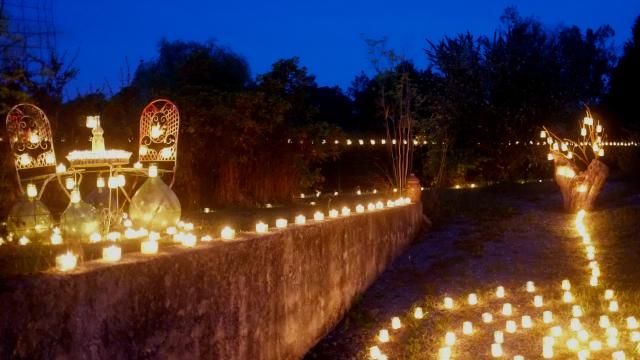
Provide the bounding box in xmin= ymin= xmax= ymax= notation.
xmin=0 ymin=203 xmax=423 ymax=359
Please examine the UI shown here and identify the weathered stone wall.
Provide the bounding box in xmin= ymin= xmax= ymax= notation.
xmin=0 ymin=203 xmax=423 ymax=360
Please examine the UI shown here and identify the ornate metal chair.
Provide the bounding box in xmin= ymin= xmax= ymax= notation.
xmin=5 ymin=104 xmax=58 ymax=198
xmin=137 ymin=99 xmax=180 ymax=187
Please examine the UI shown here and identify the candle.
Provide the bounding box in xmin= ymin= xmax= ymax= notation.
xmin=607 ymin=336 xmax=619 ymax=348
xmin=494 ymin=331 xmax=503 ymax=344
xmin=370 ymin=346 xmax=382 ymax=359
xmin=577 ymin=329 xmax=589 ymax=342
xmin=329 ymin=209 xmax=339 ymax=218
xmin=542 ymin=337 xmax=554 ymax=358
xmin=482 ymin=312 xmax=493 ymax=323
xmin=341 ymin=207 xmax=351 ymax=216
xmin=355 ymin=204 xmax=365 ymax=213
xmin=378 ymin=329 xmax=389 ymax=343
xmin=491 ymin=343 xmax=503 ymax=357
xmin=589 ymin=340 xmax=602 ymax=351
xmin=570 ymin=318 xmax=581 ymax=331
xmin=572 ymin=305 xmax=583 ymax=317
xmin=562 ymin=279 xmax=571 ymax=290
xmin=563 ymin=291 xmax=573 ymax=303
xmin=599 ymin=315 xmax=610 ymax=328
xmin=443 ymin=297 xmax=454 ymax=309
xmin=181 ymin=233 xmax=197 ymax=247
xmin=391 ymin=317 xmax=401 ymax=330
xmin=386 ymin=200 xmax=394 ymax=207
xmin=221 ymin=226 xmax=235 ymax=240
xmin=521 ymin=315 xmax=532 ymax=329
xmin=566 ymin=338 xmax=579 ymax=350
xmin=550 ymin=326 xmax=562 ymax=337
xmin=50 ymin=232 xmax=63 ymax=245
xmin=514 ymin=356 xmax=524 ymax=360
xmin=609 ymin=300 xmax=619 ymax=312
xmin=590 ymin=276 xmax=599 ymax=286
xmin=414 ymin=307 xmax=424 ymax=319
xmin=256 ymin=221 xmax=268 ymax=233
xmin=496 ymin=286 xmax=505 ymax=298
xmin=534 ymin=295 xmax=543 ymax=307
xmin=612 ymin=351 xmax=626 ymax=360
xmin=502 ymin=303 xmax=513 ymax=316
xmin=294 ymin=215 xmax=306 ymax=225
xmin=578 ymin=350 xmax=589 ymax=360
xmin=56 ymin=251 xmax=77 ymax=272
xmin=506 ymin=320 xmax=517 ymax=333
xmin=606 ymin=327 xmax=619 ymax=337
xmin=102 ymin=245 xmax=122 ymax=262
xmin=462 ymin=321 xmax=473 ymax=335
xmin=275 ymin=218 xmax=288 ymax=229
xmin=526 ymin=281 xmax=535 ymax=292
xmin=201 ymin=235 xmax=213 ymax=242
xmin=375 ymin=201 xmax=384 ymax=209
xmin=604 ymin=289 xmax=614 ymax=300
xmin=630 ymin=331 xmax=640 ymax=342
xmin=445 ymin=331 xmax=456 ymax=345
xmin=627 ymin=316 xmax=639 ymax=329
xmin=543 ymin=311 xmax=553 ymax=323
xmin=140 ymin=239 xmax=158 ymax=254
xmin=438 ymin=347 xmax=452 ymax=360
xmin=367 ymin=203 xmax=376 ymax=211
xmin=468 ymin=293 xmax=478 ymax=305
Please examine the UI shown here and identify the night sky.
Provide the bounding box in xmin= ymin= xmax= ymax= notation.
xmin=54 ymin=0 xmax=639 ymax=97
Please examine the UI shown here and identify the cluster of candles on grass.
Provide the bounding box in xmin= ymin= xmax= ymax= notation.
xmin=368 ymin=210 xmax=639 ymax=359
xmin=54 ymin=197 xmax=413 ymax=273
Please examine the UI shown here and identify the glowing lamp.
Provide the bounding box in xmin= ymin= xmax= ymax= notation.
xmin=567 ymin=338 xmax=579 ymax=351
xmin=414 ymin=307 xmax=424 ymax=319
xmin=26 ymin=184 xmax=37 ymax=198
xmin=526 ymin=281 xmax=535 ymax=292
xmin=438 ymin=347 xmax=452 ymax=360
xmin=570 ymin=318 xmax=581 ymax=331
xmin=562 ymin=279 xmax=571 ymax=290
xmin=445 ymin=331 xmax=456 ymax=345
xmin=543 ymin=311 xmax=553 ymax=324
xmin=482 ymin=312 xmax=493 ymax=323
xmin=386 ymin=200 xmax=394 ymax=208
xmin=540 ymin=130 xmax=547 ymax=138
xmin=443 ymin=297 xmax=454 ymax=309
xmin=604 ymin=289 xmax=614 ymax=300
xmin=65 ymin=177 xmax=76 ymax=190
xmin=367 ymin=203 xmax=375 ymax=211
xmin=256 ymin=222 xmax=268 ymax=234
xmin=391 ymin=316 xmax=401 ymax=330
xmin=355 ymin=204 xmax=365 ymax=213
xmin=609 ymin=300 xmax=619 ymax=312
xmin=630 ymin=331 xmax=640 ymax=342
xmin=468 ymin=293 xmax=478 ymax=305
xmin=378 ymin=329 xmax=389 ymax=343
xmin=607 ymin=336 xmax=619 ymax=348
xmin=496 ymin=286 xmax=505 ymax=298
xmin=329 ymin=209 xmax=339 ymax=218
xmin=369 ymin=346 xmax=382 ymax=359
xmin=612 ymin=351 xmax=625 ymax=360
xmin=494 ymin=330 xmax=503 ymax=344
xmin=18 ymin=236 xmax=29 ymax=245
xmin=534 ymin=295 xmax=543 ymax=307
xmin=148 ymin=164 xmax=158 ymax=177
xmin=180 ymin=233 xmax=197 ymax=247
xmin=141 ymin=240 xmax=158 ymax=254
xmin=491 ymin=343 xmax=503 ymax=357
xmin=56 ymin=163 xmax=67 ymax=173
xmin=275 ymin=218 xmax=288 ymax=229
xmin=150 ymin=124 xmax=162 ymax=139
xmin=563 ymin=291 xmax=573 ymax=303
xmin=589 ymin=340 xmax=602 ymax=351
xmin=220 ymin=226 xmax=235 ymax=240
xmin=506 ymin=320 xmax=517 ymax=333
xmin=462 ymin=321 xmax=473 ymax=335
xmin=50 ymin=232 xmax=63 ymax=245
xmin=375 ymin=201 xmax=384 ymax=209
xmin=56 ymin=251 xmax=78 ymax=272
xmin=341 ymin=207 xmax=351 ymax=216
xmin=521 ymin=315 xmax=532 ymax=329
xmin=550 ymin=326 xmax=562 ymax=337
xmin=502 ymin=303 xmax=513 ymax=316
xmin=590 ymin=276 xmax=598 ymax=287
xmin=294 ymin=215 xmax=306 ymax=225
xmin=102 ymin=245 xmax=121 ymax=262
xmin=313 ymin=211 xmax=324 ymax=221
xmin=572 ymin=305 xmax=583 ymax=318
xmin=89 ymin=232 xmax=102 ymax=243
xmin=201 ymin=235 xmax=213 ymax=242
xmin=627 ymin=317 xmax=639 ymax=330
xmin=600 ymin=316 xmax=610 ymax=328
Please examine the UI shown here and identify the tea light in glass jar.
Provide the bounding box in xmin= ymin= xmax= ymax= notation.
xmin=313 ymin=211 xmax=324 ymax=221
xmin=506 ymin=320 xmax=517 ymax=333
xmin=604 ymin=289 xmax=614 ymax=300
xmin=391 ymin=316 xmax=401 ymax=330
xmin=550 ymin=326 xmax=562 ymax=337
xmin=367 ymin=203 xmax=376 ymax=211
xmin=496 ymin=286 xmax=505 ymax=298
xmin=590 ymin=276 xmax=599 ymax=287
xmin=607 ymin=336 xmax=619 ymax=348
xmin=572 ymin=305 xmax=583 ymax=317
xmin=329 ymin=209 xmax=339 ymax=218
xmin=491 ymin=343 xmax=503 ymax=357
xmin=140 ymin=240 xmax=158 ymax=254
xmin=438 ymin=347 xmax=452 ymax=360
xmin=275 ymin=218 xmax=288 ymax=229
xmin=562 ymin=279 xmax=571 ymax=290
xmin=445 ymin=331 xmax=456 ymax=345
xmin=256 ymin=221 xmax=268 ymax=233
xmin=534 ymin=295 xmax=543 ymax=307
xmin=378 ymin=329 xmax=390 ymax=343
xmin=494 ymin=330 xmax=504 ymax=344
xmin=370 ymin=346 xmax=382 ymax=359
xmin=626 ymin=316 xmax=638 ymax=330
xmin=341 ymin=207 xmax=351 ymax=216
xmin=375 ymin=201 xmax=384 ymax=209
xmin=482 ymin=312 xmax=493 ymax=323
xmin=521 ymin=315 xmax=532 ymax=329
xmin=355 ymin=204 xmax=365 ymax=213
xmin=462 ymin=321 xmax=473 ymax=335
xmin=599 ymin=315 xmax=610 ymax=328
xmin=526 ymin=281 xmax=535 ymax=292
xmin=566 ymin=338 xmax=579 ymax=351
xmin=612 ymin=351 xmax=626 ymax=360
xmin=609 ymin=300 xmax=619 ymax=312
xmin=570 ymin=318 xmax=581 ymax=331
xmin=589 ymin=340 xmax=602 ymax=351
xmin=102 ymin=245 xmax=121 ymax=262
xmin=630 ymin=331 xmax=640 ymax=342
xmin=56 ymin=251 xmax=78 ymax=272
xmin=577 ymin=329 xmax=589 ymax=342
xmin=543 ymin=311 xmax=553 ymax=324
xmin=563 ymin=291 xmax=574 ymax=303
xmin=443 ymin=297 xmax=454 ymax=309
xmin=294 ymin=215 xmax=306 ymax=225
xmin=468 ymin=293 xmax=478 ymax=305
xmin=502 ymin=303 xmax=513 ymax=316
xmin=414 ymin=307 xmax=424 ymax=319
xmin=220 ymin=226 xmax=235 ymax=240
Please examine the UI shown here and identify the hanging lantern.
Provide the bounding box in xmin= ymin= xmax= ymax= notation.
xmin=60 ymin=190 xmax=101 ymax=242
xmin=6 ymin=196 xmax=52 ymax=241
xmin=129 ymin=176 xmax=181 ymax=231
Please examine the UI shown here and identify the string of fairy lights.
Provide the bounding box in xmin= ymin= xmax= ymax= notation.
xmin=367 ymin=211 xmax=638 ymax=359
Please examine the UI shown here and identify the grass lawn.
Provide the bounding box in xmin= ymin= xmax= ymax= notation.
xmin=305 ymin=180 xmax=640 ymax=359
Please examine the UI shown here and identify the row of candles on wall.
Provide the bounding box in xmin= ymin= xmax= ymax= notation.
xmin=367 ymin=211 xmax=638 ymax=359
xmin=54 ymin=196 xmax=414 ymax=273
xmin=283 ymin=138 xmax=639 ymax=147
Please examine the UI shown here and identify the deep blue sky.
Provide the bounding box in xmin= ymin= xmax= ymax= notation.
xmin=54 ymin=0 xmax=638 ymax=97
